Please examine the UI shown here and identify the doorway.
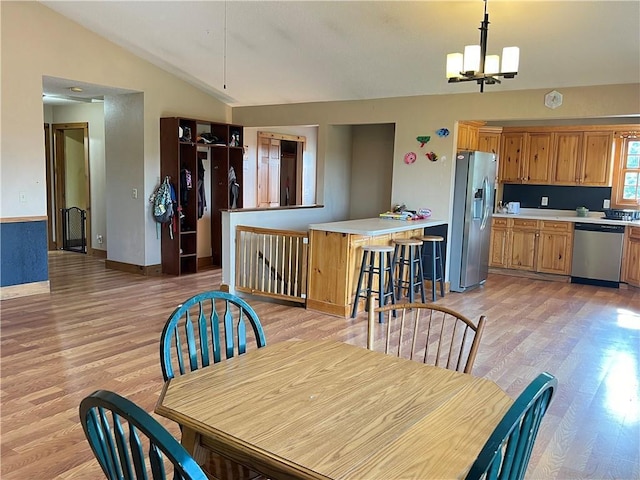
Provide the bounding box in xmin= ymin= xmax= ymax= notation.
xmin=49 ymin=123 xmax=91 ymax=253
xmin=257 ymin=131 xmax=305 ymax=207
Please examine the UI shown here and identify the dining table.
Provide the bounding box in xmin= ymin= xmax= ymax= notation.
xmin=155 ymin=340 xmax=513 ymax=480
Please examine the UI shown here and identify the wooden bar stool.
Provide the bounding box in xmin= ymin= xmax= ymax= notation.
xmin=392 ymin=238 xmax=426 ymax=303
xmin=351 ymin=245 xmax=396 ymax=322
xmin=418 ymin=235 xmax=445 ymax=301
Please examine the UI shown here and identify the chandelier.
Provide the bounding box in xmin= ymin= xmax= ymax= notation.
xmin=446 ymin=0 xmax=519 ymax=92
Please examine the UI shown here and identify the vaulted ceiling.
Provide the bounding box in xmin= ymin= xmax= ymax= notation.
xmin=41 ymin=1 xmax=640 ymax=107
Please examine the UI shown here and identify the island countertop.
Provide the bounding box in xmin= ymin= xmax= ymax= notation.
xmin=308 ymin=217 xmax=447 ymax=236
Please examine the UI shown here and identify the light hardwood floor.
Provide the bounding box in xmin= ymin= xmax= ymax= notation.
xmin=1 ymin=251 xmax=639 ymax=479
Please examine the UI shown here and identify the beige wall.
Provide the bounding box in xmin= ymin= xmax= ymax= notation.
xmin=1 ymin=1 xmax=230 ymax=266
xmin=233 ymin=85 xmax=640 ymax=223
xmin=2 ymin=2 xmax=639 ymax=272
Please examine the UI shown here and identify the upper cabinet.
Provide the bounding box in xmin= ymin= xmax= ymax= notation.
xmin=526 ymin=133 xmax=554 ymax=184
xmin=581 ymin=132 xmax=614 ymax=186
xmin=457 ymin=121 xmax=484 ymax=151
xmin=499 ymin=133 xmax=526 ymax=183
xmin=478 ymin=127 xmax=502 ymax=156
xmin=499 ymin=126 xmax=616 ymax=186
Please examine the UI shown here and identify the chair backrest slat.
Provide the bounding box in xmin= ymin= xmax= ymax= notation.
xmin=160 ymin=291 xmax=266 ymax=381
xmin=79 ymin=390 xmax=207 ymax=480
xmin=465 ymin=372 xmax=557 ymax=480
xmin=367 ymin=297 xmax=486 ymax=374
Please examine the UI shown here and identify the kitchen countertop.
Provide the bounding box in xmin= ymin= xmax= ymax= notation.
xmin=308 ymin=217 xmax=447 ymax=236
xmin=493 ymin=208 xmax=640 ymax=226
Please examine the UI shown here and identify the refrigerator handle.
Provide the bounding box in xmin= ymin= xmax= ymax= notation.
xmin=480 ymin=176 xmax=491 ymax=230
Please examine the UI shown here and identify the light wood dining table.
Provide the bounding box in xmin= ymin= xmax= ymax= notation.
xmin=155 ymin=340 xmax=513 ymax=480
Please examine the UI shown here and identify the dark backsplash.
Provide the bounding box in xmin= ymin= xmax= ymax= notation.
xmin=502 ymin=184 xmax=612 ymax=211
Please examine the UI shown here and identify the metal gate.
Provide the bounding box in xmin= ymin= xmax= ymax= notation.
xmin=62 ymin=207 xmax=87 ymax=253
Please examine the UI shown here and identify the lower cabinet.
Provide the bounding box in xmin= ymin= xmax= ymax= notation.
xmin=622 ymin=226 xmax=640 ymax=287
xmin=536 ymin=220 xmax=574 ymax=275
xmin=489 ymin=218 xmax=574 ymax=275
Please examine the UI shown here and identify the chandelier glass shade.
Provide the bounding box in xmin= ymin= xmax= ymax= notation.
xmin=446 ymin=0 xmax=519 ymax=92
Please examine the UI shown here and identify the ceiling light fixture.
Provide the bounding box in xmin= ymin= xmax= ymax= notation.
xmin=446 ymin=0 xmax=519 ymax=92
xmin=69 ymin=86 xmax=84 ymax=93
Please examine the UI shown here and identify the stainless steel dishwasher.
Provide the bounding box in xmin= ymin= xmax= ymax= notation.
xmin=571 ymin=222 xmax=625 ymax=288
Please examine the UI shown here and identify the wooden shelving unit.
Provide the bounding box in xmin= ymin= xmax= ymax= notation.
xmin=160 ymin=117 xmax=243 ymax=274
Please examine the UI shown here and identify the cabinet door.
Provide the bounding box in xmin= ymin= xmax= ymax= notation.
xmin=581 ymin=131 xmax=613 ymax=186
xmin=509 ymin=220 xmax=538 ymax=270
xmin=526 ymin=133 xmax=553 ymax=184
xmin=552 ymin=132 xmax=582 ymax=184
xmin=500 ymin=133 xmax=526 ymax=183
xmin=467 ymin=126 xmax=479 ymax=151
xmin=537 ymin=231 xmax=572 ymax=274
xmin=457 ymin=123 xmax=470 ymax=150
xmin=622 ymin=227 xmax=640 ymax=287
xmin=489 ymin=226 xmax=509 ymax=267
xmin=478 ymin=132 xmax=501 ymax=155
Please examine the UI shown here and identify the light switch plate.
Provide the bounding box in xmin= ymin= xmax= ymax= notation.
xmin=541 ymin=196 xmax=548 ymax=206
xmin=603 ymin=199 xmax=611 ymax=209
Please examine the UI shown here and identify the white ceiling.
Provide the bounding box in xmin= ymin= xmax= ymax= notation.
xmin=41 ymin=1 xmax=640 ymax=107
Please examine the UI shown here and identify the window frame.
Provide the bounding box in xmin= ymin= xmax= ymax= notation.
xmin=612 ymin=131 xmax=640 ymax=208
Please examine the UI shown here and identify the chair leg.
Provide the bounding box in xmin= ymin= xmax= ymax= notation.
xmin=416 ymin=246 xmax=426 ymax=303
xmin=378 ymin=252 xmax=386 ymax=324
xmin=351 ymin=250 xmax=369 ymax=318
xmin=431 ymin=242 xmax=437 ymax=302
xmin=407 ymin=247 xmax=415 ymax=303
xmin=437 ymin=242 xmax=445 ymax=298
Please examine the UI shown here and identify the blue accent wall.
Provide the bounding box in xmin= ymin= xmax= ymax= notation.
xmin=502 ymin=185 xmax=611 ymax=211
xmin=0 ymin=221 xmax=49 ymax=287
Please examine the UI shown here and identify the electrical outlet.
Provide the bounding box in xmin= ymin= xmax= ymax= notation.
xmin=541 ymin=196 xmax=548 ymax=206
xmin=132 ymin=188 xmax=138 ymax=199
xmin=19 ymin=192 xmax=27 ymax=203
xmin=97 ymin=234 xmax=103 ymax=244
xmin=603 ymin=199 xmax=611 ymax=209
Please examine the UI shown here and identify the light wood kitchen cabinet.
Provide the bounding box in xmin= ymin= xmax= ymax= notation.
xmin=508 ymin=219 xmax=538 ymax=270
xmin=490 ymin=218 xmax=573 ymax=275
xmin=536 ymin=220 xmax=574 ymax=275
xmin=489 ymin=218 xmax=509 ymax=268
xmin=457 ymin=121 xmax=483 ymax=151
xmin=581 ymin=131 xmax=613 ymax=186
xmin=551 ymin=132 xmax=582 ymax=184
xmin=526 ymin=133 xmax=554 ymax=184
xmin=478 ymin=128 xmax=502 ymax=155
xmin=551 ymin=131 xmax=613 ymax=186
xmin=499 ymin=133 xmax=526 ymax=183
xmin=622 ymin=226 xmax=640 ymax=287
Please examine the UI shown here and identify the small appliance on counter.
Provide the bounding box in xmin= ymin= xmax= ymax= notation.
xmin=602 ymin=208 xmax=640 ymax=221
xmin=506 ymin=202 xmax=520 ymax=214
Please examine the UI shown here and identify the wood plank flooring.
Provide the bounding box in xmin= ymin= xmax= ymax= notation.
xmin=1 ymin=251 xmax=639 ymax=479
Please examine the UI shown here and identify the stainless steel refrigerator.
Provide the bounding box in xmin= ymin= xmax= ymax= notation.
xmin=449 ymin=151 xmax=497 ymax=292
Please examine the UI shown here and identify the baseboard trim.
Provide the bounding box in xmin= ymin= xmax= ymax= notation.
xmin=489 ymin=268 xmax=570 ymax=283
xmin=198 ymin=256 xmax=213 ymax=269
xmin=91 ymin=248 xmax=107 ymax=259
xmin=1 ymin=280 xmax=50 ymax=300
xmin=105 ymin=260 xmax=162 ymax=276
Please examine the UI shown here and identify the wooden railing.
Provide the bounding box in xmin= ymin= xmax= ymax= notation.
xmin=235 ymin=226 xmax=309 ymax=304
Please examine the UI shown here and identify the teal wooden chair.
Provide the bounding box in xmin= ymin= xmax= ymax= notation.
xmin=160 ymin=291 xmax=267 ymax=381
xmin=465 ymin=372 xmax=557 ymax=480
xmin=79 ymin=390 xmax=207 ymax=480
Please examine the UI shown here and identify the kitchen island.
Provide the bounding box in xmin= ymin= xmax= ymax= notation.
xmin=307 ymin=217 xmax=447 ymax=316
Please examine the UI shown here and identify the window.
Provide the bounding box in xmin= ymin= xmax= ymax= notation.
xmin=612 ymin=132 xmax=640 ymax=207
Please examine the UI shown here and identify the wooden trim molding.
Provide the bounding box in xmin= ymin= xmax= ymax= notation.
xmin=90 ymin=248 xmax=107 ymax=259
xmin=105 ymin=260 xmax=162 ymax=276
xmin=0 ymin=281 xmax=50 ymax=300
xmin=258 ymin=131 xmax=306 ymax=143
xmin=1 ymin=216 xmax=48 ymax=223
